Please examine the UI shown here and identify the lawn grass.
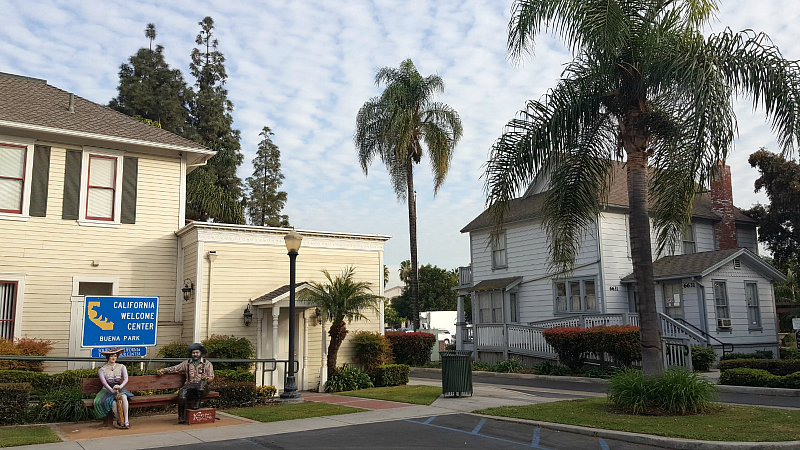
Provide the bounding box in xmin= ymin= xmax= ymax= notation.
xmin=477 ymin=397 xmax=800 ymax=442
xmin=0 ymin=425 xmax=61 ymax=448
xmin=336 ymin=385 xmax=441 ymax=405
xmin=226 ymin=402 xmax=366 ymax=423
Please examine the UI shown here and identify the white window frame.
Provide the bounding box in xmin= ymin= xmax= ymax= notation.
xmin=78 ymin=147 xmax=124 ymax=227
xmin=713 ymin=280 xmax=730 ymax=330
xmin=554 ymin=278 xmax=598 ymax=314
xmin=477 ymin=291 xmax=504 ymax=324
xmin=663 ymin=281 xmax=684 ymax=319
xmin=0 ymin=136 xmax=35 ymax=222
xmin=509 ymin=292 xmax=519 ymax=323
xmin=0 ymin=274 xmax=26 ymax=340
xmin=491 ymin=232 xmax=507 ymax=269
xmin=745 ymin=281 xmax=762 ymax=330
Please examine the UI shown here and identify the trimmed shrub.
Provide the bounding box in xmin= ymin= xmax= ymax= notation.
xmin=372 ymin=364 xmax=410 ymax=387
xmin=352 ymin=331 xmax=393 ymax=372
xmin=534 ymin=361 xmax=570 ymax=376
xmin=719 ymin=358 xmax=800 ymax=376
xmin=0 ymin=370 xmax=53 ymax=393
xmin=720 ymin=351 xmax=773 ymax=361
xmin=207 ymin=382 xmax=257 ymax=408
xmin=157 ymin=341 xmax=189 ymax=358
xmin=324 ymin=366 xmax=373 ymax=393
xmin=608 ymin=369 xmax=716 ymax=415
xmin=385 ymin=332 xmax=436 ymax=367
xmin=584 ymin=325 xmax=641 ymax=367
xmin=542 ymin=327 xmax=586 ymax=372
xmin=494 ymin=359 xmax=522 ymax=373
xmin=214 ymin=369 xmax=256 ymax=383
xmin=28 ymin=385 xmax=93 ymax=423
xmin=691 ymin=346 xmax=717 ymax=371
xmin=472 ymin=360 xmax=492 ymax=371
xmin=0 ymin=338 xmax=53 ymax=371
xmin=719 ymin=368 xmax=776 ymax=387
xmin=0 ymin=383 xmax=31 ymax=425
xmin=203 ymin=335 xmax=255 ymax=370
xmin=255 ymin=385 xmax=277 ymax=402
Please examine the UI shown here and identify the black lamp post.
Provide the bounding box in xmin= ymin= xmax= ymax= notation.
xmin=281 ymin=229 xmax=303 ymax=399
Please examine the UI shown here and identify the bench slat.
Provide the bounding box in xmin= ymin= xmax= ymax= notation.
xmin=81 ymin=374 xmax=187 ymax=394
xmin=82 ymin=392 xmax=219 ymax=409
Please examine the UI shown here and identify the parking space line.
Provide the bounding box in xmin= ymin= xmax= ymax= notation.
xmin=404 ymin=419 xmax=551 ymax=449
xmin=471 ymin=418 xmax=487 ymax=434
xmin=599 ymin=438 xmax=610 ymax=450
xmin=531 ymin=427 xmax=540 ymax=447
xmin=423 ymin=416 xmax=436 ymax=424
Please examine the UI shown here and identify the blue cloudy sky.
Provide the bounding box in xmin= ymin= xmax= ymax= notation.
xmin=1 ymin=1 xmax=799 ymax=282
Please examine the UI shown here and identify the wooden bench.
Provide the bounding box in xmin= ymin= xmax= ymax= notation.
xmin=81 ymin=374 xmax=219 ymax=425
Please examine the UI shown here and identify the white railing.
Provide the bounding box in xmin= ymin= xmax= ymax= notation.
xmin=507 ymin=325 xmax=555 ymax=356
xmin=659 ymin=313 xmax=706 ymax=347
xmin=461 ymin=326 xmax=474 ymax=343
xmin=475 ymin=324 xmax=505 ymax=349
xmin=663 ymin=337 xmax=693 ymax=371
xmin=529 ymin=317 xmax=581 ymax=328
xmin=529 ymin=313 xmax=639 ymax=329
xmin=458 ymin=266 xmax=472 ymax=286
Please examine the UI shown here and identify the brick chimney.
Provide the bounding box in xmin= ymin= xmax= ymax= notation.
xmin=710 ymin=162 xmax=738 ymax=250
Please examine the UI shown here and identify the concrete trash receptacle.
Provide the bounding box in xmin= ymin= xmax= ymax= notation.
xmin=440 ymin=350 xmax=473 ymax=397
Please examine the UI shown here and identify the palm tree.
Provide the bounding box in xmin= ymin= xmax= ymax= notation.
xmin=356 ymin=59 xmax=463 ymax=330
xmin=300 ymin=267 xmax=382 ymax=377
xmin=486 ymin=0 xmax=800 ymax=374
xmin=399 ymin=260 xmax=412 ymax=286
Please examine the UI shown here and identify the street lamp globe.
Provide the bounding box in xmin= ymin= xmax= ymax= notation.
xmin=284 ymin=229 xmax=303 ymax=253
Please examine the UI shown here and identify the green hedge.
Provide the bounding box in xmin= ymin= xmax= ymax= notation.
xmin=214 ymin=369 xmax=255 ymax=383
xmin=385 ymin=332 xmax=436 ymax=367
xmin=353 ymin=331 xmax=394 ymax=372
xmin=206 ymin=382 xmax=257 ymax=409
xmin=719 ymin=368 xmax=800 ymax=389
xmin=720 ymin=351 xmax=773 ymax=361
xmin=719 ymin=358 xmax=800 ymax=376
xmin=372 ymin=364 xmax=409 ymax=387
xmin=0 ymin=383 xmax=31 ymax=425
xmin=324 ymin=366 xmax=373 ymax=393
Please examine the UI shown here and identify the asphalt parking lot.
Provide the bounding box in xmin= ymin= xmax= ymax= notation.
xmin=163 ymin=413 xmax=658 ymax=449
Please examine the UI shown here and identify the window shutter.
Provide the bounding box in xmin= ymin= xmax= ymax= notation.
xmin=121 ymin=157 xmax=138 ymax=224
xmin=61 ymin=150 xmax=82 ymax=220
xmin=29 ymin=145 xmax=51 ymax=217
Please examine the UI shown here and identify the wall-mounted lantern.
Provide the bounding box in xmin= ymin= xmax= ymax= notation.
xmin=182 ymin=279 xmax=194 ymax=302
xmin=243 ymin=304 xmax=253 ymax=327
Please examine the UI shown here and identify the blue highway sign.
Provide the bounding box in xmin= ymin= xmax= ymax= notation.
xmin=82 ymin=296 xmax=159 ymax=348
xmin=91 ymin=347 xmax=147 ymax=357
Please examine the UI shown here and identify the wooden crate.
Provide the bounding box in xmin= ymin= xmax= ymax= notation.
xmin=187 ymin=408 xmax=216 ymax=424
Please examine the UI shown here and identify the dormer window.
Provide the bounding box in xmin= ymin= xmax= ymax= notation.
xmin=682 ymin=224 xmax=695 ymax=254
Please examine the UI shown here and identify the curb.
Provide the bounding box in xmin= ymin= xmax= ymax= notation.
xmin=474 ymin=414 xmax=800 ymax=450
xmin=410 ymin=367 xmax=800 ymax=396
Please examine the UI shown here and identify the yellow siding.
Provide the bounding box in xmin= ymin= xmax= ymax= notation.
xmin=0 ymin=146 xmax=183 ymax=363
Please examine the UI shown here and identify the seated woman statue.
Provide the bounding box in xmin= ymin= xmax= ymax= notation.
xmin=93 ymin=348 xmax=134 ymax=429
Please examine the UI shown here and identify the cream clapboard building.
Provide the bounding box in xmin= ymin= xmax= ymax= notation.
xmin=0 ymin=73 xmax=388 ymax=391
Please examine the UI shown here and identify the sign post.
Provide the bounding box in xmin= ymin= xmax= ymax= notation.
xmin=793 ymin=318 xmax=800 ymax=351
xmin=82 ymin=296 xmax=159 ymax=348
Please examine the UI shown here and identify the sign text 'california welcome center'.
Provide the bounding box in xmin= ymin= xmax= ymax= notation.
xmin=82 ymin=296 xmax=159 ymax=348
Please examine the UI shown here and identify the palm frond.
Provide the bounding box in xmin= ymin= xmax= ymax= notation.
xmin=299 ymin=267 xmax=382 ymax=325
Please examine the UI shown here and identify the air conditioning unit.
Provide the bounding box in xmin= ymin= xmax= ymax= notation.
xmin=718 ymin=318 xmax=732 ymax=329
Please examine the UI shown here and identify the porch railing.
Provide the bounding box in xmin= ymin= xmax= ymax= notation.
xmin=659 ymin=313 xmax=707 ymax=347
xmin=458 ymin=266 xmax=472 ymax=286
xmin=663 ymin=338 xmax=692 ymax=371
xmin=461 ymin=326 xmax=474 ymax=344
xmin=529 ymin=313 xmax=639 ymax=329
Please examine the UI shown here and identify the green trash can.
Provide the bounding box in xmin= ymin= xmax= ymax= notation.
xmin=440 ymin=350 xmax=473 ymax=397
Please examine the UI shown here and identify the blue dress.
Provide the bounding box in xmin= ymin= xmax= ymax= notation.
xmin=93 ymin=363 xmax=134 ymax=419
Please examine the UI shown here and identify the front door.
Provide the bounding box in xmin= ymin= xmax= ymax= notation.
xmin=262 ymin=307 xmax=305 ymax=392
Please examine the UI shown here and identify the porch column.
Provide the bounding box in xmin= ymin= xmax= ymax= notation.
xmin=320 ymin=317 xmax=328 ymax=390
xmin=302 ymin=310 xmax=310 ymax=391
xmin=456 ymin=294 xmax=466 ymax=351
xmin=272 ymin=306 xmax=280 ymax=386
xmin=256 ymin=308 xmax=264 ymax=386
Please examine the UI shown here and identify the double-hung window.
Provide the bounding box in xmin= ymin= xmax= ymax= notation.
xmin=682 ymin=224 xmax=696 ymax=254
xmin=77 ymin=149 xmax=124 ymax=226
xmin=492 ymin=232 xmax=507 ymax=269
xmin=509 ymin=292 xmax=518 ymax=323
xmin=713 ymin=281 xmax=730 ymax=329
xmin=554 ymin=278 xmax=597 ymax=313
xmin=0 ymin=139 xmax=37 ymax=219
xmin=0 ymin=281 xmax=16 ymax=340
xmin=745 ymin=282 xmax=761 ymax=329
xmin=663 ymin=282 xmax=684 ymax=319
xmin=478 ymin=291 xmax=504 ymax=323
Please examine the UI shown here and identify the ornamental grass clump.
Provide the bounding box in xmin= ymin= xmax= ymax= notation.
xmin=608 ymin=368 xmax=717 ymax=415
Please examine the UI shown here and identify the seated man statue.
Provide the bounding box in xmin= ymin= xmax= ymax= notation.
xmin=157 ymin=343 xmax=215 ymax=423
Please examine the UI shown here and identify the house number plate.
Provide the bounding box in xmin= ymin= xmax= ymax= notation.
xmin=683 ymin=282 xmax=696 ymax=288
xmin=609 ymin=286 xmax=620 ymax=291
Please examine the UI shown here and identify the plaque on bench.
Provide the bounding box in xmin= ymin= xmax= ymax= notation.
xmin=187 ymin=408 xmax=216 ymax=424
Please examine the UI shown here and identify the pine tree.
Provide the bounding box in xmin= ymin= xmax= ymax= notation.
xmin=109 ymin=23 xmax=190 ymax=135
xmin=245 ymin=126 xmax=289 ymax=227
xmin=185 ymin=16 xmax=245 ymax=224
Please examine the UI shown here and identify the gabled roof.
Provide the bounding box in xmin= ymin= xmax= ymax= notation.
xmin=251 ymin=282 xmax=317 ymax=306
xmin=471 ymin=276 xmax=523 ymax=292
xmin=620 ymin=248 xmax=786 ymax=283
xmin=0 ymin=73 xmax=214 ymax=164
xmin=461 ymin=161 xmax=756 ymax=233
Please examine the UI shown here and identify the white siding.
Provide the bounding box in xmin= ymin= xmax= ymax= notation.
xmin=694 ymin=220 xmax=715 ymax=253
xmin=599 ymin=212 xmax=632 ymax=314
xmin=736 ymin=225 xmax=758 ymax=254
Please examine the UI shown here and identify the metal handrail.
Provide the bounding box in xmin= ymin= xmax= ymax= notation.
xmin=674 ymin=317 xmax=734 ymax=354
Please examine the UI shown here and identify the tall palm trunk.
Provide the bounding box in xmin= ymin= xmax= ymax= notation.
xmin=623 ymin=113 xmax=664 ymax=374
xmin=327 ymin=320 xmax=348 ymax=377
xmin=406 ymin=158 xmax=421 ymax=330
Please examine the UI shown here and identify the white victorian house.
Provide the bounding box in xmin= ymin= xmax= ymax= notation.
xmin=454 ymin=162 xmax=784 ymax=368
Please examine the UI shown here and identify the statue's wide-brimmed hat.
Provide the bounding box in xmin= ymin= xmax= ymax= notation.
xmin=99 ymin=348 xmax=125 ymax=357
xmin=187 ymin=343 xmax=207 ymax=355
